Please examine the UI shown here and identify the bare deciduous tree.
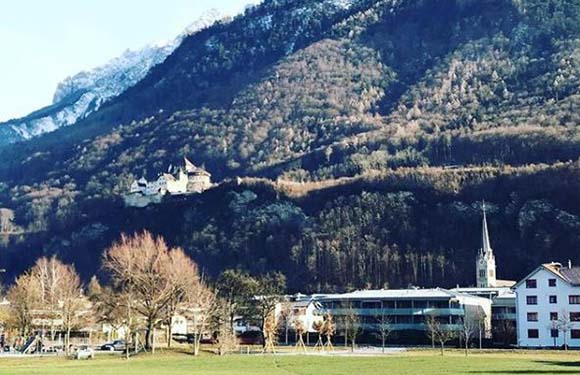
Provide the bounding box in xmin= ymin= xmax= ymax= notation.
xmin=57 ymin=263 xmax=85 ymax=355
xmin=426 ymin=316 xmax=457 ymax=356
xmin=88 ymin=277 xmax=127 ymax=341
xmin=30 ymin=256 xmax=86 ymax=354
xmin=186 ymin=281 xmax=216 ymax=356
xmin=343 ymin=303 xmax=361 ymax=352
xmin=7 ymin=273 xmax=40 ymax=336
xmin=555 ymin=310 xmax=573 ymax=350
xmin=375 ymin=312 xmax=392 ymax=353
xmin=31 ymin=256 xmax=63 ymax=342
xmin=103 ymin=231 xmax=202 ymax=352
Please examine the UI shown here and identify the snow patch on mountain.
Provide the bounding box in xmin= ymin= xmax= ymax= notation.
xmin=0 ymin=9 xmax=225 ymax=147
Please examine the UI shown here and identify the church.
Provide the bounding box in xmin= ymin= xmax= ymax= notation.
xmin=475 ymin=202 xmax=515 ymax=288
xmin=452 ymin=202 xmax=517 ymax=345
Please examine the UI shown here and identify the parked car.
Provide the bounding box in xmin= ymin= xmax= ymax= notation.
xmin=100 ymin=339 xmax=126 ymax=351
xmin=71 ymin=345 xmax=95 ymax=360
xmin=172 ymin=334 xmax=192 ymax=344
xmin=238 ymin=331 xmax=263 ymax=345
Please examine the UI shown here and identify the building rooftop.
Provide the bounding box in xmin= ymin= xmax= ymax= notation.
xmin=313 ymin=288 xmax=488 ymax=301
xmin=560 ymin=266 xmax=580 ymax=285
xmin=514 ymin=262 xmax=580 ymax=288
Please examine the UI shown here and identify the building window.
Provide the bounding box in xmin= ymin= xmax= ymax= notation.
xmin=526 ymin=296 xmax=538 ymax=305
xmin=526 ymin=279 xmax=537 ymax=289
xmin=571 ymin=330 xmax=580 ymax=339
xmin=550 ymin=312 xmax=559 ymax=321
xmin=489 ymin=270 xmax=495 ymax=277
xmin=527 ymin=312 xmax=538 ymax=322
xmin=528 ymin=329 xmax=539 ymax=339
xmin=569 ymin=296 xmax=580 ymax=304
xmin=570 ymin=312 xmax=580 ymax=322
xmin=549 ymin=295 xmax=558 ymax=304
xmin=479 ymin=270 xmax=485 ymax=278
xmin=551 ymin=329 xmax=559 ymax=338
xmin=549 ymin=279 xmax=557 ymax=287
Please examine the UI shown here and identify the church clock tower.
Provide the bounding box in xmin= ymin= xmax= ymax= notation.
xmin=476 ymin=202 xmax=497 ymax=288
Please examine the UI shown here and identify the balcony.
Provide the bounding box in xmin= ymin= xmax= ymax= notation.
xmin=492 ymin=313 xmax=517 ymax=321
xmin=334 ymin=322 xmax=464 ymax=331
xmin=316 ymin=307 xmax=465 ymax=317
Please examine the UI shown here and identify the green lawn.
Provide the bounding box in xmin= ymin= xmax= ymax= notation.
xmin=0 ymin=349 xmax=579 ymax=375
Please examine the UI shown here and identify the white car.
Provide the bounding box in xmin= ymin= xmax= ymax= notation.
xmin=72 ymin=345 xmax=95 ymax=360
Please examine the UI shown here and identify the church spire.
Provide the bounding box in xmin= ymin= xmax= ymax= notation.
xmin=476 ymin=200 xmax=497 ymax=288
xmin=481 ymin=201 xmax=492 ymax=257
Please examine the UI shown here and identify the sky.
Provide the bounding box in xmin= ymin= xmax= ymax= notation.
xmin=0 ymin=0 xmax=254 ymax=122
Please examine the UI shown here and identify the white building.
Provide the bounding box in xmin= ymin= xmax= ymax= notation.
xmin=514 ymin=262 xmax=580 ymax=348
xmin=314 ymin=288 xmax=492 ymax=344
xmin=125 ymin=157 xmax=212 ymax=207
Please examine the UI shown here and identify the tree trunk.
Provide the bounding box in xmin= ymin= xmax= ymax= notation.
xmin=152 ymin=328 xmax=156 ymax=354
xmin=464 ymin=336 xmax=468 ymax=356
xmin=125 ymin=327 xmax=131 ymax=360
xmin=145 ymin=321 xmax=153 ymax=350
xmin=193 ymin=332 xmax=201 ymax=356
xmin=440 ymin=341 xmax=444 ymax=356
xmin=66 ymin=327 xmax=71 ymax=355
xmin=167 ymin=321 xmax=172 ymax=349
xmin=382 ymin=334 xmax=385 ymax=354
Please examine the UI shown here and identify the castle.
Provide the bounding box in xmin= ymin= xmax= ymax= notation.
xmin=124 ymin=158 xmax=212 ymax=207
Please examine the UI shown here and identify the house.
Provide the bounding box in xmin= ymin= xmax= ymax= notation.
xmin=274 ymin=294 xmax=323 ymax=344
xmin=314 ymin=288 xmax=491 ymax=344
xmin=513 ymin=261 xmax=580 ymax=348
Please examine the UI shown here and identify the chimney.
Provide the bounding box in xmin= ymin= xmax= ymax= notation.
xmin=569 ymin=260 xmax=573 ymax=269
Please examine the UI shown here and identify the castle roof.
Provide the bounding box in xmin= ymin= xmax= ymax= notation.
xmin=162 ymin=173 xmax=176 ymax=182
xmin=184 ymin=157 xmax=211 ymax=176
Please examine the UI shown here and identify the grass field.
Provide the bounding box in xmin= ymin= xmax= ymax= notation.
xmin=0 ymin=349 xmax=579 ymax=375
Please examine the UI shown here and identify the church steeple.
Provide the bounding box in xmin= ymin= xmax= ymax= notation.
xmin=481 ymin=201 xmax=492 ymax=257
xmin=476 ymin=201 xmax=497 ymax=288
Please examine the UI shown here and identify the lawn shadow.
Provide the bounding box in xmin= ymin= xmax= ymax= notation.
xmin=470 ymin=371 xmax=580 ymax=374
xmin=470 ymin=359 xmax=580 ymax=373
xmin=534 ymin=360 xmax=580 ymax=367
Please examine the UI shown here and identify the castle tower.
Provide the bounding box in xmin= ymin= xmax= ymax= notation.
xmin=476 ymin=202 xmax=497 ymax=288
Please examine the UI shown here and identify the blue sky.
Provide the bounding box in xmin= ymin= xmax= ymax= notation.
xmin=0 ymin=0 xmax=254 ymax=122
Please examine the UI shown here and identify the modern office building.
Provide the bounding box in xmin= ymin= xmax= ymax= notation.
xmin=314 ymin=288 xmax=491 ymax=344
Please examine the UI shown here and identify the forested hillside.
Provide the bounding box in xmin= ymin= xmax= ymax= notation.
xmin=0 ymin=0 xmax=579 ymax=291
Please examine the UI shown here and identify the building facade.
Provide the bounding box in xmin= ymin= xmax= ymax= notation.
xmin=453 ymin=287 xmax=516 ymax=345
xmin=514 ymin=262 xmax=580 ymax=348
xmin=125 ymin=158 xmax=212 ymax=207
xmin=314 ymin=289 xmax=491 ymax=344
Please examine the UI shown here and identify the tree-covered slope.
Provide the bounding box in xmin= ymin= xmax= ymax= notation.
xmin=0 ymin=0 xmax=579 ymax=289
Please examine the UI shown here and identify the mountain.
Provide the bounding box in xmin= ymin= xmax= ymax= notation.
xmin=0 ymin=9 xmax=224 ymax=147
xmin=0 ymin=0 xmax=579 ymax=291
